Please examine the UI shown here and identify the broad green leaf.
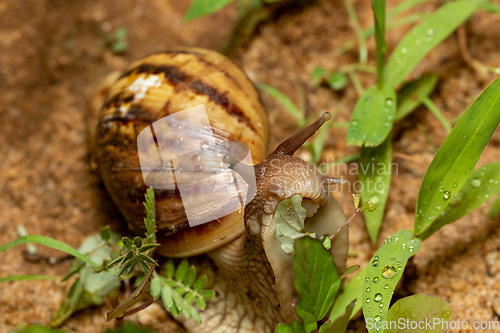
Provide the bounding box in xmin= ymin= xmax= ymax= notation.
xmin=150 ymin=277 xmax=162 ymax=299
xmin=294 ymin=237 xmax=341 ymax=332
xmin=384 ymin=1 xmax=479 ymax=88
xmin=396 ymin=73 xmax=438 ymax=121
xmin=415 ymin=76 xmax=500 ymax=236
xmin=274 ymin=195 xmax=314 ymax=254
xmin=384 ymin=294 xmax=452 ymax=333
xmin=328 ymin=267 xmax=366 ymax=323
xmin=275 ymin=321 xmax=307 ymax=333
xmin=419 ymin=163 xmax=500 ymax=240
xmin=341 ymin=265 xmax=360 ymax=277
xmin=360 ymin=136 xmax=392 ymax=244
xmin=371 ymin=0 xmax=387 ymax=85
xmin=0 ymin=275 xmax=54 ymax=283
xmin=183 ymin=0 xmax=234 ymax=22
xmin=347 ymin=85 xmax=396 ymax=147
xmin=488 ymin=197 xmax=500 ymax=218
xmin=0 ymin=235 xmax=99 ymax=269
xmin=363 ymin=230 xmax=421 ymax=333
xmin=320 ymin=300 xmax=356 ymax=333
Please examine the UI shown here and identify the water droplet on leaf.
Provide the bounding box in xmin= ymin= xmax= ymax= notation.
xmin=382 ymin=265 xmax=397 ymax=279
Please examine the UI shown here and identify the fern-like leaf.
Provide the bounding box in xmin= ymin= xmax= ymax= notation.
xmin=158 ymin=259 xmax=215 ymax=323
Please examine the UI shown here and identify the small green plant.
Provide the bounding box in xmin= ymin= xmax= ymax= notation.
xmin=0 ymin=187 xmax=215 ymax=329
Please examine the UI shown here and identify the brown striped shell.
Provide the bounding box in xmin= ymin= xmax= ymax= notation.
xmin=92 ymin=48 xmax=269 ymax=257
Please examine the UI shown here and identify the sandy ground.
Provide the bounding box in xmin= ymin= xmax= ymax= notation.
xmin=1 ymin=0 xmax=500 ymax=332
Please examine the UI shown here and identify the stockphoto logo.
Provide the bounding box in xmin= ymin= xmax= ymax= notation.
xmin=137 ymin=104 xmax=256 ymax=227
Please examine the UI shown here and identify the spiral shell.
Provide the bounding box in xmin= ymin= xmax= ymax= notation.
xmin=92 ymin=48 xmax=269 ymax=256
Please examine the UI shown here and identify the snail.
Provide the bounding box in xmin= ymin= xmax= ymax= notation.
xmin=90 ymin=48 xmax=349 ymax=332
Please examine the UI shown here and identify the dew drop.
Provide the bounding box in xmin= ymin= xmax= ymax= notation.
xmin=352 ymin=120 xmax=359 ymax=126
xmin=382 ymin=265 xmax=397 ymax=279
xmin=391 ymin=257 xmax=395 ymax=261
xmin=379 ymin=302 xmax=384 ymax=308
xmin=372 ymin=259 xmax=380 ymax=267
xmin=443 ymin=191 xmax=451 ymax=200
xmin=374 ymin=293 xmax=383 ymax=302
xmin=384 ymin=284 xmax=389 ymax=289
xmin=374 ymin=315 xmax=381 ymax=322
xmin=401 ymin=47 xmax=408 ymax=54
xmin=366 ymin=287 xmax=371 ymax=292
xmin=453 ymin=182 xmax=458 ymax=188
xmin=427 ymin=29 xmax=434 ymax=36
xmin=366 ymin=298 xmax=371 ymax=303
xmin=373 ymin=276 xmax=380 ymax=283
xmin=471 ymin=178 xmax=481 ymax=188
xmin=384 ymin=122 xmax=390 ymax=127
xmin=385 ymin=98 xmax=393 ymax=106
xmin=365 ymin=277 xmax=370 ymax=282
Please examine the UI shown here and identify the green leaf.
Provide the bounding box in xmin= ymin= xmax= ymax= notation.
xmin=133 ymin=237 xmax=142 ymax=249
xmin=0 ymin=235 xmax=99 ymax=269
xmin=274 ymin=195 xmax=313 ymax=254
xmin=184 ymin=267 xmax=197 ymax=287
xmin=0 ymin=275 xmax=55 ymax=283
xmin=371 ymin=0 xmax=387 ymax=85
xmin=193 ymin=275 xmax=207 ymax=292
xmin=328 ymin=267 xmax=366 ymax=323
xmin=150 ymin=277 xmax=162 ymax=299
xmin=201 ymin=289 xmax=215 ymax=300
xmin=347 ymin=85 xmax=396 ymax=147
xmin=419 ymin=163 xmax=500 ymax=240
xmin=359 ymin=137 xmax=392 ymax=244
xmin=396 ymin=73 xmax=438 ymax=121
xmin=175 ymin=259 xmax=189 ymax=282
xmin=100 ymin=226 xmax=111 ymax=242
xmin=143 ymin=187 xmax=156 ymax=243
xmin=275 ymin=321 xmax=307 ymax=333
xmin=326 ymin=71 xmax=348 ymax=91
xmin=341 ymin=265 xmax=360 ymax=277
xmin=363 ymin=230 xmax=421 ymax=333
xmin=415 ymin=76 xmax=500 ymax=236
xmin=138 ymin=244 xmax=160 ymax=253
xmin=294 ymin=237 xmax=341 ymax=332
xmin=161 ymin=285 xmax=178 ymax=316
xmin=166 ymin=259 xmax=175 ymax=278
xmin=320 ymin=300 xmax=356 ymax=333
xmin=384 ymin=1 xmax=479 ymax=88
xmin=488 ymin=197 xmax=500 ymax=218
xmin=311 ymin=66 xmax=327 ymax=86
xmin=384 ymin=294 xmax=452 ymax=333
xmin=122 ymin=237 xmax=133 ymax=251
xmin=183 ymin=0 xmax=235 ymax=22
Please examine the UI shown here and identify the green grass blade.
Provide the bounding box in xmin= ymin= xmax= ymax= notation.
xmin=347 ymin=85 xmax=396 ymax=147
xmin=363 ymin=230 xmax=421 ymax=333
xmin=0 ymin=275 xmax=55 ymax=283
xmin=415 ymin=76 xmax=500 ymax=236
xmin=488 ymin=196 xmax=500 ymax=218
xmin=344 ymin=0 xmax=367 ymax=64
xmin=0 ymin=235 xmax=99 ymax=269
xmin=371 ymin=0 xmax=387 ymax=86
xmin=419 ymin=163 xmax=500 ymax=240
xmin=384 ymin=1 xmax=479 ymax=88
xmin=183 ymin=0 xmax=235 ymax=22
xmin=421 ymin=96 xmax=451 ymax=133
xmin=257 ymin=82 xmax=305 ymax=127
xmin=395 ymin=73 xmax=438 ymax=121
xmin=360 ymin=137 xmax=393 ymax=244
xmin=387 ymin=0 xmax=435 ymax=19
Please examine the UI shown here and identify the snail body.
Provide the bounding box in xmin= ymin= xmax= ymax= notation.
xmin=91 ymin=48 xmax=348 ymax=332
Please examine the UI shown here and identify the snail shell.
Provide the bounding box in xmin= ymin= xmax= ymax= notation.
xmin=91 ymin=48 xmax=269 ymax=257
